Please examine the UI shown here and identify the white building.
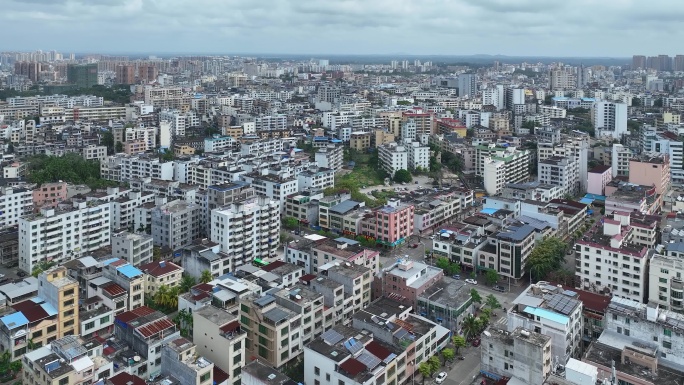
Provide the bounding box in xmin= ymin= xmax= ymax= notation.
xmin=538 ymin=156 xmax=580 ymax=196
xmin=611 ymin=143 xmax=633 ymax=178
xmin=575 ymin=211 xmax=658 ymax=302
xmin=592 ymin=101 xmax=628 ymax=139
xmin=204 ymin=135 xmax=238 ymax=153
xmin=406 ymin=141 xmax=430 ymax=172
xmin=482 ymin=148 xmax=530 ymax=195
xmin=240 ymin=172 xmax=297 ymax=212
xmin=401 ymin=119 xmax=417 ymax=143
xmin=648 ymin=251 xmax=684 ymax=312
xmin=210 ymin=196 xmax=280 ymax=268
xmin=480 ymin=327 xmax=552 ymax=385
xmin=0 ymin=187 xmax=32 ymax=229
xmin=538 ymin=132 xmax=590 ymax=192
xmin=18 ymin=200 xmax=111 ymax=274
xmin=110 ymin=190 xmax=155 ymax=230
xmin=297 ymin=167 xmax=335 ymax=191
xmin=101 ymin=154 xmax=175 ymax=182
xmin=151 ymin=200 xmax=200 ymax=250
xmin=81 ymin=145 xmax=107 ymax=162
xmin=378 ymin=142 xmax=408 ymax=178
xmin=111 ymin=231 xmax=154 ymax=266
xmin=642 ymin=128 xmax=684 ymax=184
xmin=315 ymin=144 xmax=344 ymax=172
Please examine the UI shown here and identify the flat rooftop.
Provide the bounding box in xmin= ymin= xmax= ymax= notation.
xmin=585 ymin=342 xmax=684 ymax=385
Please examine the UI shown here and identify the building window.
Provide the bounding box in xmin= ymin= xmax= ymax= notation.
xmin=200 ymin=372 xmax=211 ymax=383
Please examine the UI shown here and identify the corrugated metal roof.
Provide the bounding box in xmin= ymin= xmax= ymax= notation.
xmin=0 ymin=312 xmax=29 ymax=328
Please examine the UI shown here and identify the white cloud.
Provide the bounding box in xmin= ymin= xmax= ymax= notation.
xmin=1 ymin=0 xmax=683 ymax=56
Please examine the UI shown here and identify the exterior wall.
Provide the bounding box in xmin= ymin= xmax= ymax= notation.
xmin=32 ymin=182 xmax=67 ymax=210
xmin=587 ymin=170 xmax=611 ymax=196
xmin=629 ymin=159 xmax=670 ymax=195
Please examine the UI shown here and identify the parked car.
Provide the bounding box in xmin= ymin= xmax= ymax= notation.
xmin=493 ymin=285 xmax=506 ymax=292
xmin=465 ymin=279 xmax=478 ymax=285
xmin=415 ymin=181 xmax=419 ymax=184
xmin=410 ymin=243 xmax=419 ymax=248
xmin=17 ymin=271 xmax=26 ymax=278
xmin=435 ymin=372 xmax=448 ymax=384
xmin=452 ymin=275 xmax=460 ymax=280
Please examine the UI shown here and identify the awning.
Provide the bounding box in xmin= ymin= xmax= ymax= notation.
xmin=480 ymin=370 xmax=502 ymax=380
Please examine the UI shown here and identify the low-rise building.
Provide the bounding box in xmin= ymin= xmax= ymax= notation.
xmin=160 ymin=337 xmax=214 ymax=385
xmin=373 ymin=259 xmax=443 ymax=308
xmin=111 ymin=231 xmax=154 ymax=266
xmin=360 ymin=199 xmax=415 ymax=248
xmin=139 ymin=260 xmax=183 ymax=296
xmin=102 ymin=259 xmax=145 ymax=311
xmin=315 ymin=144 xmax=344 ymax=171
xmin=32 ymin=181 xmax=68 ymax=211
xmin=480 ymin=327 xmax=552 ymax=385
xmin=587 ymin=165 xmax=612 ymax=196
xmin=193 ymin=305 xmax=246 ymax=384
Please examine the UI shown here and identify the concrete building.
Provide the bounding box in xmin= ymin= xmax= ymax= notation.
xmin=101 ymin=154 xmax=174 ymax=182
xmin=315 ymin=144 xmax=344 ymax=172
xmin=297 ymin=168 xmax=335 ymax=192
xmin=349 ymin=132 xmax=372 ymax=152
xmin=373 ymin=258 xmax=443 ymax=308
xmin=642 ymin=128 xmax=684 ymax=184
xmin=0 ymin=297 xmax=59 ymax=361
xmin=575 ymin=211 xmax=658 ymax=302
xmin=648 ymin=253 xmax=684 ymax=312
xmin=139 ymin=260 xmax=183 ymax=296
xmin=242 ymin=360 xmax=296 ymax=385
xmin=193 ymin=305 xmax=246 ymax=384
xmin=378 ymin=142 xmax=408 ymax=178
xmin=151 ymin=200 xmax=200 ymax=250
xmin=592 ymin=101 xmax=628 ymax=139
xmin=102 ymin=259 xmax=145 ymax=311
xmin=629 ymin=154 xmax=671 ymax=195
xmin=111 ymin=231 xmax=154 ymax=266
xmin=458 ymin=73 xmax=478 ymax=98
xmin=501 ymin=182 xmax=563 ymax=202
xmin=538 ymin=156 xmax=580 ymax=196
xmin=480 ymin=327 xmax=552 ymax=385
xmin=538 ymin=133 xmax=590 ymax=193
xmin=0 ymin=186 xmax=32 ymax=229
xmin=18 ymin=200 xmax=111 ymax=274
xmin=587 ymin=165 xmax=612 ymax=196
xmin=81 ymin=145 xmax=107 ymax=162
xmin=210 ymin=195 xmax=280 ymax=268
xmin=406 ymin=141 xmax=430 ymax=171
xmin=604 ymin=181 xmax=662 ymax=215
xmin=160 ymin=337 xmax=214 ymax=385
xmin=32 ymin=182 xmax=68 ymax=211
xmin=482 ymin=148 xmax=531 ymax=196
xmin=283 ymin=191 xmax=323 ymax=225
xmin=240 ymin=172 xmax=297 ymax=212
xmin=360 ymin=199 xmax=415 ymax=248
xmin=508 ymin=283 xmax=584 ymax=363
xmin=37 ymin=266 xmax=79 ymax=338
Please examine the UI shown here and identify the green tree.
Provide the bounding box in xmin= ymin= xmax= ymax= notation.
xmin=282 ymin=217 xmax=299 ymax=229
xmin=179 ymin=275 xmax=196 ymax=293
xmin=526 ymin=237 xmax=567 ymax=282
xmin=435 ymin=257 xmax=460 ymax=275
xmin=484 ymin=269 xmax=499 ymax=285
xmin=461 ymin=314 xmax=481 ymax=340
xmin=452 ymin=335 xmax=466 ymax=355
xmin=441 ymin=348 xmax=455 ymax=364
xmin=152 ymin=247 xmax=162 ymax=262
xmin=418 ymin=362 xmax=433 ymax=384
xmin=480 ymin=309 xmax=491 ymax=327
xmin=470 ymin=288 xmax=482 ymax=306
xmin=393 ymin=169 xmax=413 ymax=183
xmin=428 ymin=355 xmax=441 ymax=373
xmin=9 ymin=360 xmax=21 ymax=375
xmin=154 ymin=285 xmax=170 ymax=307
xmin=115 ymin=141 xmax=124 ymax=153
xmin=32 ymin=260 xmax=56 ymax=278
xmin=200 ymin=270 xmax=213 ymax=284
xmin=161 ymin=150 xmax=175 ymax=161
xmin=7 ymin=143 xmax=14 ymax=154
xmin=101 ymin=130 xmax=114 ymax=153
xmin=485 ymin=294 xmax=501 ymax=312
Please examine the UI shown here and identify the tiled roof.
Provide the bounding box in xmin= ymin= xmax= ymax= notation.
xmin=12 ymin=300 xmax=50 ymax=323
xmin=339 ymin=358 xmax=366 ymax=377
xmin=365 ymin=341 xmax=392 ymax=360
xmin=115 ymin=306 xmax=156 ymax=324
xmin=261 ymin=260 xmax=286 ymax=272
xmin=136 ymin=318 xmax=175 ymax=338
xmin=102 ymin=282 xmax=127 ymax=296
xmin=138 ymin=260 xmax=182 ymax=277
xmin=108 ymin=372 xmax=146 ymax=385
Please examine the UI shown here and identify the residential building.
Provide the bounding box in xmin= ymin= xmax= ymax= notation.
xmin=32 ymin=182 xmax=68 ymax=211
xmin=378 ymin=142 xmax=408 ymax=178
xmin=297 ymin=168 xmax=335 ymax=191
xmin=193 ymin=305 xmax=246 ymax=384
xmin=284 ymin=191 xmax=323 ymax=225
xmin=114 ymin=306 xmax=181 ymax=378
xmin=575 ymin=211 xmax=658 ymax=302
xmin=110 ymin=190 xmax=155 ymax=231
xmin=592 ymin=101 xmax=628 ymax=139
xmin=480 ymin=327 xmax=552 ymax=385
xmin=0 ymin=297 xmax=59 ymax=361
xmin=0 ymin=277 xmax=39 ymax=307
xmin=111 ymin=231 xmax=154 ymax=266
xmin=82 ymin=145 xmax=107 ymax=162
xmin=102 ymin=259 xmax=145 ymax=311
xmin=373 ymin=259 xmax=443 ymax=308
xmin=0 ymin=187 xmax=32 ymax=229
xmin=458 ymin=73 xmax=478 ymax=97
xmin=205 ymin=135 xmax=239 ymax=153
xmin=241 ymin=172 xmax=297 ymax=212
xmin=538 ymin=156 xmax=580 ymax=196
xmin=315 ymin=144 xmax=343 ymax=171
xmin=479 ymin=145 xmax=530 ymax=195
xmin=37 ymin=266 xmax=79 ymax=338
xmin=406 ymin=141 xmax=430 ymax=171
xmin=360 ymin=199 xmax=415 ymax=248
xmin=286 ymin=236 xmax=379 ymax=275
xmin=101 ymin=154 xmax=174 ymax=182
xmin=587 ymin=165 xmax=612 ymax=196
xmin=18 ymin=200 xmax=111 ymax=275
xmin=604 ymin=181 xmax=662 ymax=215
xmin=648 ymin=253 xmax=684 ymax=312
xmin=350 ymin=132 xmax=372 ymax=151
xmin=538 ymin=133 xmax=590 ymax=193
xmin=240 ymin=293 xmax=302 ymax=368
xmin=415 ymin=279 xmax=474 ymax=330
xmin=67 ymin=63 xmax=98 ymax=88
xmin=413 ymin=187 xmax=472 ymax=234
xmin=641 ymin=128 xmax=684 ymax=184
xmin=242 ymin=361 xmax=295 ymax=385
xmin=160 ymin=337 xmax=214 ymax=385
xmin=508 ymin=283 xmax=584 ymax=363
xmin=210 ymin=195 xmax=280 ymax=268
xmin=152 ymin=200 xmax=200 ymax=250
xmin=484 ymin=222 xmax=537 ymax=281
xmin=629 ymin=154 xmax=671 ymax=195
xmin=180 ymin=240 xmax=232 ymax=281
xmin=22 ymin=335 xmax=113 ymax=385
xmin=319 ymin=262 xmax=373 ymax=315
xmin=139 ymin=260 xmax=183 ymax=296
xmin=501 ymin=182 xmax=563 ymax=202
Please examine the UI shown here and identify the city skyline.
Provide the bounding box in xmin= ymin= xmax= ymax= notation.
xmin=2 ymin=0 xmax=682 ymax=56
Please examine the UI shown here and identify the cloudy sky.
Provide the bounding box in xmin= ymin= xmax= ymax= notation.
xmin=1 ymin=0 xmax=680 ymax=56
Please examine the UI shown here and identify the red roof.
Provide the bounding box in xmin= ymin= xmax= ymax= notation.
xmin=365 ymin=341 xmax=392 ymax=360
xmin=261 ymin=260 xmax=286 ymax=272
xmin=219 ymin=320 xmax=241 ymax=334
xmin=192 ymin=283 xmax=214 ymax=293
xmin=213 ymin=366 xmax=229 ymax=384
xmin=136 ymin=318 xmax=175 ymax=338
xmin=103 ymin=346 xmax=117 ymax=356
xmin=109 ymin=259 xmax=127 ymax=267
xmin=115 ymin=306 xmax=157 ymax=324
xmin=108 ymin=372 xmax=146 ymax=385
xmin=138 ymin=260 xmax=182 ymax=277
xmin=340 ymin=358 xmax=366 ymax=376
xmin=560 ymin=285 xmax=610 ymax=314
xmin=102 ymin=282 xmax=127 ymax=296
xmin=12 ymin=300 xmax=50 ymax=323
xmin=299 ymin=274 xmax=317 ymax=283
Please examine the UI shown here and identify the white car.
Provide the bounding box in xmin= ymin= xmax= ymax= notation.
xmin=435 ymin=372 xmax=448 ymax=384
xmin=465 ymin=279 xmax=478 ymax=285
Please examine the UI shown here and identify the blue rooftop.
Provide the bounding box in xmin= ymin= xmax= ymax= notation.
xmin=523 ymin=306 xmax=569 ymax=325
xmin=117 ymin=264 xmax=143 ymax=278
xmin=0 ymin=312 xmax=29 ymax=329
xmin=102 ymin=257 xmax=119 ymax=266
xmin=41 ymin=302 xmax=58 ymax=317
xmin=480 ymin=208 xmax=498 ymax=215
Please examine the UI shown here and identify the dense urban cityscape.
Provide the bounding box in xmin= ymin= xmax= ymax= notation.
xmin=1 ymin=46 xmax=684 ymax=385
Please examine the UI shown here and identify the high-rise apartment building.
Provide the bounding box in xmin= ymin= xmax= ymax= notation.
xmin=115 ymin=64 xmax=136 ymax=84
xmin=151 ymin=200 xmax=200 ymax=250
xmin=0 ymin=187 xmax=33 ymax=229
xmin=592 ymin=101 xmax=628 ymax=139
xmin=66 ymin=63 xmax=98 ymax=88
xmin=37 ymin=266 xmax=79 ymax=337
xmin=632 ymin=55 xmax=647 ymax=69
xmin=458 ymin=73 xmax=477 ymax=98
xmin=549 ymin=68 xmax=576 ymax=90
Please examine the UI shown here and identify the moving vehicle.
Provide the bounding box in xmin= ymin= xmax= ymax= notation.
xmin=493 ymin=285 xmax=506 ymax=292
xmin=435 ymin=372 xmax=448 ymax=384
xmin=465 ymin=279 xmax=478 ymax=285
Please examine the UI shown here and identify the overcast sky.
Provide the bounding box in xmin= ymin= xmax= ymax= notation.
xmin=2 ymin=0 xmax=681 ymax=57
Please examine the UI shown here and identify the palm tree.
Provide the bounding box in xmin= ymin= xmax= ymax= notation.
xmin=167 ymin=286 xmax=180 ymax=309
xmin=462 ymin=314 xmax=481 ymax=341
xmin=179 ymin=275 xmax=196 ymax=293
xmin=418 ymin=362 xmax=433 ymax=385
xmin=154 ymin=285 xmax=170 ymax=307
xmin=452 ymin=335 xmax=466 ymax=355
xmin=200 ymin=270 xmax=213 ymax=284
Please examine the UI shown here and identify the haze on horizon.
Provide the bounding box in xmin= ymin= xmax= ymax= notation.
xmin=2 ymin=0 xmax=681 ymax=57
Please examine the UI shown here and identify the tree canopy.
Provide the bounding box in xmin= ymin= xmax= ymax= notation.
xmin=27 ymin=153 xmax=118 ymax=189
xmin=526 ymin=237 xmax=568 ymax=282
xmin=435 ymin=257 xmax=460 ymax=275
xmin=394 ymin=169 xmax=413 ymax=183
